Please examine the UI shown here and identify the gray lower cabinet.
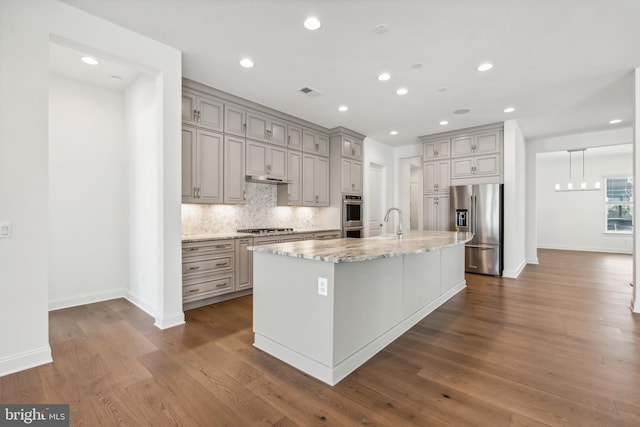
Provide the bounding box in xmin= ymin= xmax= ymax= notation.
xmin=313 ymin=231 xmax=342 ymax=240
xmin=235 ymin=237 xmax=253 ymax=291
xmin=182 ymin=239 xmax=236 ymax=303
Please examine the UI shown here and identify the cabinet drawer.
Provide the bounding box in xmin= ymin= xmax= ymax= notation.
xmin=313 ymin=231 xmax=341 ymax=240
xmin=182 ymin=240 xmax=235 ymax=258
xmin=183 ymin=274 xmax=234 ymax=302
xmin=182 ymin=254 xmax=234 ymax=276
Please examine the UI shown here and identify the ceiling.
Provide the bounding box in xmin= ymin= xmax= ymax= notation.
xmin=59 ymin=0 xmax=640 ymax=147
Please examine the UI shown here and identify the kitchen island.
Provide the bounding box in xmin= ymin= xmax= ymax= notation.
xmin=250 ymin=230 xmax=473 ymax=385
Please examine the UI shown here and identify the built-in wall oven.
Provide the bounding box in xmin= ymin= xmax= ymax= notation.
xmin=342 ymin=195 xmax=363 ymax=238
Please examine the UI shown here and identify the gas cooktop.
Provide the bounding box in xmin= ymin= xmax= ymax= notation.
xmin=237 ymin=228 xmax=294 ymax=235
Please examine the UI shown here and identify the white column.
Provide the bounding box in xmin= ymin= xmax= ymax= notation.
xmin=633 ymin=67 xmax=640 ymax=313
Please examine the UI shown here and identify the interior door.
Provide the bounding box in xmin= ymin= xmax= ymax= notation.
xmin=368 ymin=164 xmax=383 ymax=236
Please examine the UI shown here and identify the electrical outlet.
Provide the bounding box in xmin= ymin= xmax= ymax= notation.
xmin=0 ymin=222 xmax=11 ymax=239
xmin=317 ymin=277 xmax=328 ymax=296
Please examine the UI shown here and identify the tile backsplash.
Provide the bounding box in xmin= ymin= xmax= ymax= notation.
xmin=182 ymin=182 xmax=323 ymax=235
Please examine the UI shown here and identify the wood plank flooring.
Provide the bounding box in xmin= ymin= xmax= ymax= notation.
xmin=1 ymin=249 xmax=638 ymax=426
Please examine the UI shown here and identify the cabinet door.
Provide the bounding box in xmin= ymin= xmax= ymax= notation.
xmin=316 ymin=134 xmax=330 ymax=156
xmin=197 ymin=130 xmax=224 ymax=203
xmin=246 ymin=111 xmax=268 ymax=142
xmin=287 ymin=150 xmax=302 ymax=205
xmin=269 ymin=119 xmax=287 ymax=145
xmin=235 ymin=238 xmax=253 ymax=291
xmin=316 ymin=156 xmax=329 ymax=205
xmin=423 ymin=162 xmax=436 ymax=193
xmin=223 ymin=135 xmax=245 ymax=204
xmin=351 ymin=161 xmax=363 ymax=194
xmin=197 ymin=96 xmax=224 ymax=132
xmin=302 ymin=154 xmax=316 ymax=205
xmin=341 ymin=137 xmax=353 ymax=157
xmin=352 ymin=139 xmax=363 ymax=159
xmin=451 ymin=136 xmax=474 ymax=158
xmin=288 ymin=125 xmax=303 ymax=149
xmin=224 ymin=104 xmax=246 ymax=136
xmin=423 ymin=139 xmax=450 ymax=160
xmin=474 ymin=132 xmax=500 ymax=154
xmin=246 ymin=140 xmax=267 ymax=176
xmin=451 ymin=157 xmax=474 ymax=179
xmin=341 ymin=159 xmax=352 ymax=193
xmin=436 ymin=195 xmax=450 ymax=231
xmin=423 ymin=195 xmax=437 ymax=231
xmin=181 ymin=126 xmax=197 ymax=202
xmin=302 ymin=130 xmax=316 ymax=153
xmin=268 ymin=145 xmax=287 ymax=179
xmin=437 ymin=160 xmax=450 ymax=192
xmin=475 ymin=153 xmax=500 ymax=176
xmin=182 ymin=93 xmax=197 ymax=125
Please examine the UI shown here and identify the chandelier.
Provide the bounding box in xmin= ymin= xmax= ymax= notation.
xmin=554 ymin=149 xmax=601 ymax=192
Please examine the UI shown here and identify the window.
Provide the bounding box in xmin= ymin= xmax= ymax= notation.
xmin=605 ymin=177 xmax=633 ymax=233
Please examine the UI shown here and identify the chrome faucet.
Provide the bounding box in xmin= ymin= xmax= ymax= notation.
xmin=384 ymin=207 xmax=404 ymax=239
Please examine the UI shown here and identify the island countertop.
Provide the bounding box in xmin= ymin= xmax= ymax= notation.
xmin=249 ymin=230 xmax=473 ymax=263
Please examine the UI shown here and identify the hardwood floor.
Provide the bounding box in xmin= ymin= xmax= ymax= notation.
xmin=1 ymin=249 xmax=638 ymax=426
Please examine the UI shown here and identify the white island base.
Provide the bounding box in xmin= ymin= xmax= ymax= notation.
xmin=252 ymin=233 xmax=468 ymax=386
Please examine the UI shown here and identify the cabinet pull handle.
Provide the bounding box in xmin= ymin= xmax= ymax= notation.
xmin=351 ymin=148 xmax=355 ymax=155
xmin=243 ymin=190 xmax=246 ymax=201
xmin=214 ymin=245 xmax=228 ymax=249
xmin=315 ymin=195 xmax=319 ymax=203
xmin=288 ymin=135 xmax=291 ymax=144
xmin=193 ymin=109 xmax=197 ymax=121
xmin=215 ymin=262 xmax=227 ymax=267
xmin=315 ymin=143 xmax=319 ymax=151
xmin=266 ymin=164 xmax=271 ymax=172
xmin=187 ymin=266 xmax=200 ymax=271
xmin=243 ymin=123 xmax=247 ymax=132
xmin=185 ymin=247 xmax=199 ymax=252
xmin=215 ymin=283 xmax=227 ymax=288
xmin=188 ymin=288 xmax=200 ymax=293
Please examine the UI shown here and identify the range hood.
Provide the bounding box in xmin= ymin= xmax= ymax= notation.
xmin=245 ymin=175 xmax=291 ymax=185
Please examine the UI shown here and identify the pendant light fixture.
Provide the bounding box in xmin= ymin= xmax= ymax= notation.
xmin=554 ymin=149 xmax=601 ymax=192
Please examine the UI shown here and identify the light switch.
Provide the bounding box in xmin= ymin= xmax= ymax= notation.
xmin=0 ymin=222 xmax=11 ymax=239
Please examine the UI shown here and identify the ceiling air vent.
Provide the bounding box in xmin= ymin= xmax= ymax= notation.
xmin=298 ymin=86 xmax=323 ymax=97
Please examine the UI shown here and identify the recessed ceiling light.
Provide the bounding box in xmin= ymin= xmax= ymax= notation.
xmin=378 ymin=73 xmax=391 ymax=81
xmin=304 ymin=17 xmax=321 ymax=30
xmin=240 ymin=58 xmax=254 ymax=68
xmin=396 ymin=88 xmax=408 ymax=95
xmin=373 ymin=24 xmax=389 ymax=34
xmin=503 ymin=107 xmax=516 ymax=113
xmin=389 ymin=130 xmax=398 ymax=135
xmin=338 ymin=105 xmax=348 ymax=112
xmin=476 ymin=62 xmax=493 ymax=72
xmin=454 ymin=109 xmax=470 ymax=115
xmin=439 ymin=120 xmax=449 ymax=126
xmin=81 ymin=56 xmax=98 ymax=66
xmin=411 ymin=62 xmax=423 ymax=70
xmin=609 ymin=119 xmax=622 ymax=124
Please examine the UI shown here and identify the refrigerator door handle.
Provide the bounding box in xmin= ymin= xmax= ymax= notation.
xmin=466 ymin=244 xmax=496 ymax=250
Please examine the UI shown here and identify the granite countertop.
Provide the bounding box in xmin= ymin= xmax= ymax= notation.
xmin=182 ymin=227 xmax=341 ymax=243
xmin=249 ymin=230 xmax=474 ymax=263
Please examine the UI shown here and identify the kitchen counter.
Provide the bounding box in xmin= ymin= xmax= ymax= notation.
xmin=182 ymin=227 xmax=341 ymax=242
xmin=250 ymin=230 xmax=473 ymax=263
xmin=252 ymin=230 xmax=471 ymax=385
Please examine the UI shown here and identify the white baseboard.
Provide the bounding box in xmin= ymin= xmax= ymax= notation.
xmin=0 ymin=346 xmax=52 ymax=377
xmin=503 ymin=258 xmax=527 ymax=278
xmin=526 ymin=257 xmax=539 ymax=265
xmin=49 ymin=288 xmax=125 ymax=311
xmin=632 ymin=296 xmax=640 ymax=314
xmin=538 ymin=244 xmax=632 ymax=255
xmin=154 ymin=312 xmax=185 ymax=330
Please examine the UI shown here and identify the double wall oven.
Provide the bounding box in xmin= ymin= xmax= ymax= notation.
xmin=342 ymin=195 xmax=363 ymax=238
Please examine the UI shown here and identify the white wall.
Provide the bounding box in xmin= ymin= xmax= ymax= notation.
xmin=503 ymin=120 xmax=527 ymax=278
xmin=537 ymin=148 xmax=632 ymax=254
xmin=633 ymin=67 xmax=639 ymax=313
xmin=0 ymin=0 xmax=182 ymax=377
xmin=525 ymin=127 xmax=633 ymax=263
xmin=48 ymin=74 xmax=128 ymax=309
xmin=126 ymin=74 xmax=160 ymax=316
xmin=363 ymin=137 xmax=395 ymax=236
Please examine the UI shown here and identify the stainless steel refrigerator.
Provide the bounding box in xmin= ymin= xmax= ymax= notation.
xmin=450 ymin=184 xmax=503 ymax=276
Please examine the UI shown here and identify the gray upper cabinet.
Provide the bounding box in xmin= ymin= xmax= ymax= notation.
xmin=246 ymin=140 xmax=287 ymax=179
xmin=277 ymin=150 xmax=302 ymax=206
xmin=182 ymin=125 xmax=223 ymax=204
xmin=223 ymin=135 xmax=246 ymax=204
xmin=451 ymin=131 xmax=500 ymax=158
xmin=302 ymin=153 xmax=329 ymax=206
xmin=287 ymin=124 xmax=303 ymax=150
xmin=246 ymin=110 xmax=287 ymax=145
xmin=182 ymin=92 xmax=224 ymax=133
xmin=423 ymin=160 xmax=450 ymax=194
xmin=302 ymin=129 xmax=329 ymax=156
xmin=224 ymin=104 xmax=247 ymax=137
xmin=341 ymin=158 xmax=363 ymax=195
xmin=341 ymin=136 xmax=363 ymax=160
xmin=423 ymin=139 xmax=450 ymax=160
